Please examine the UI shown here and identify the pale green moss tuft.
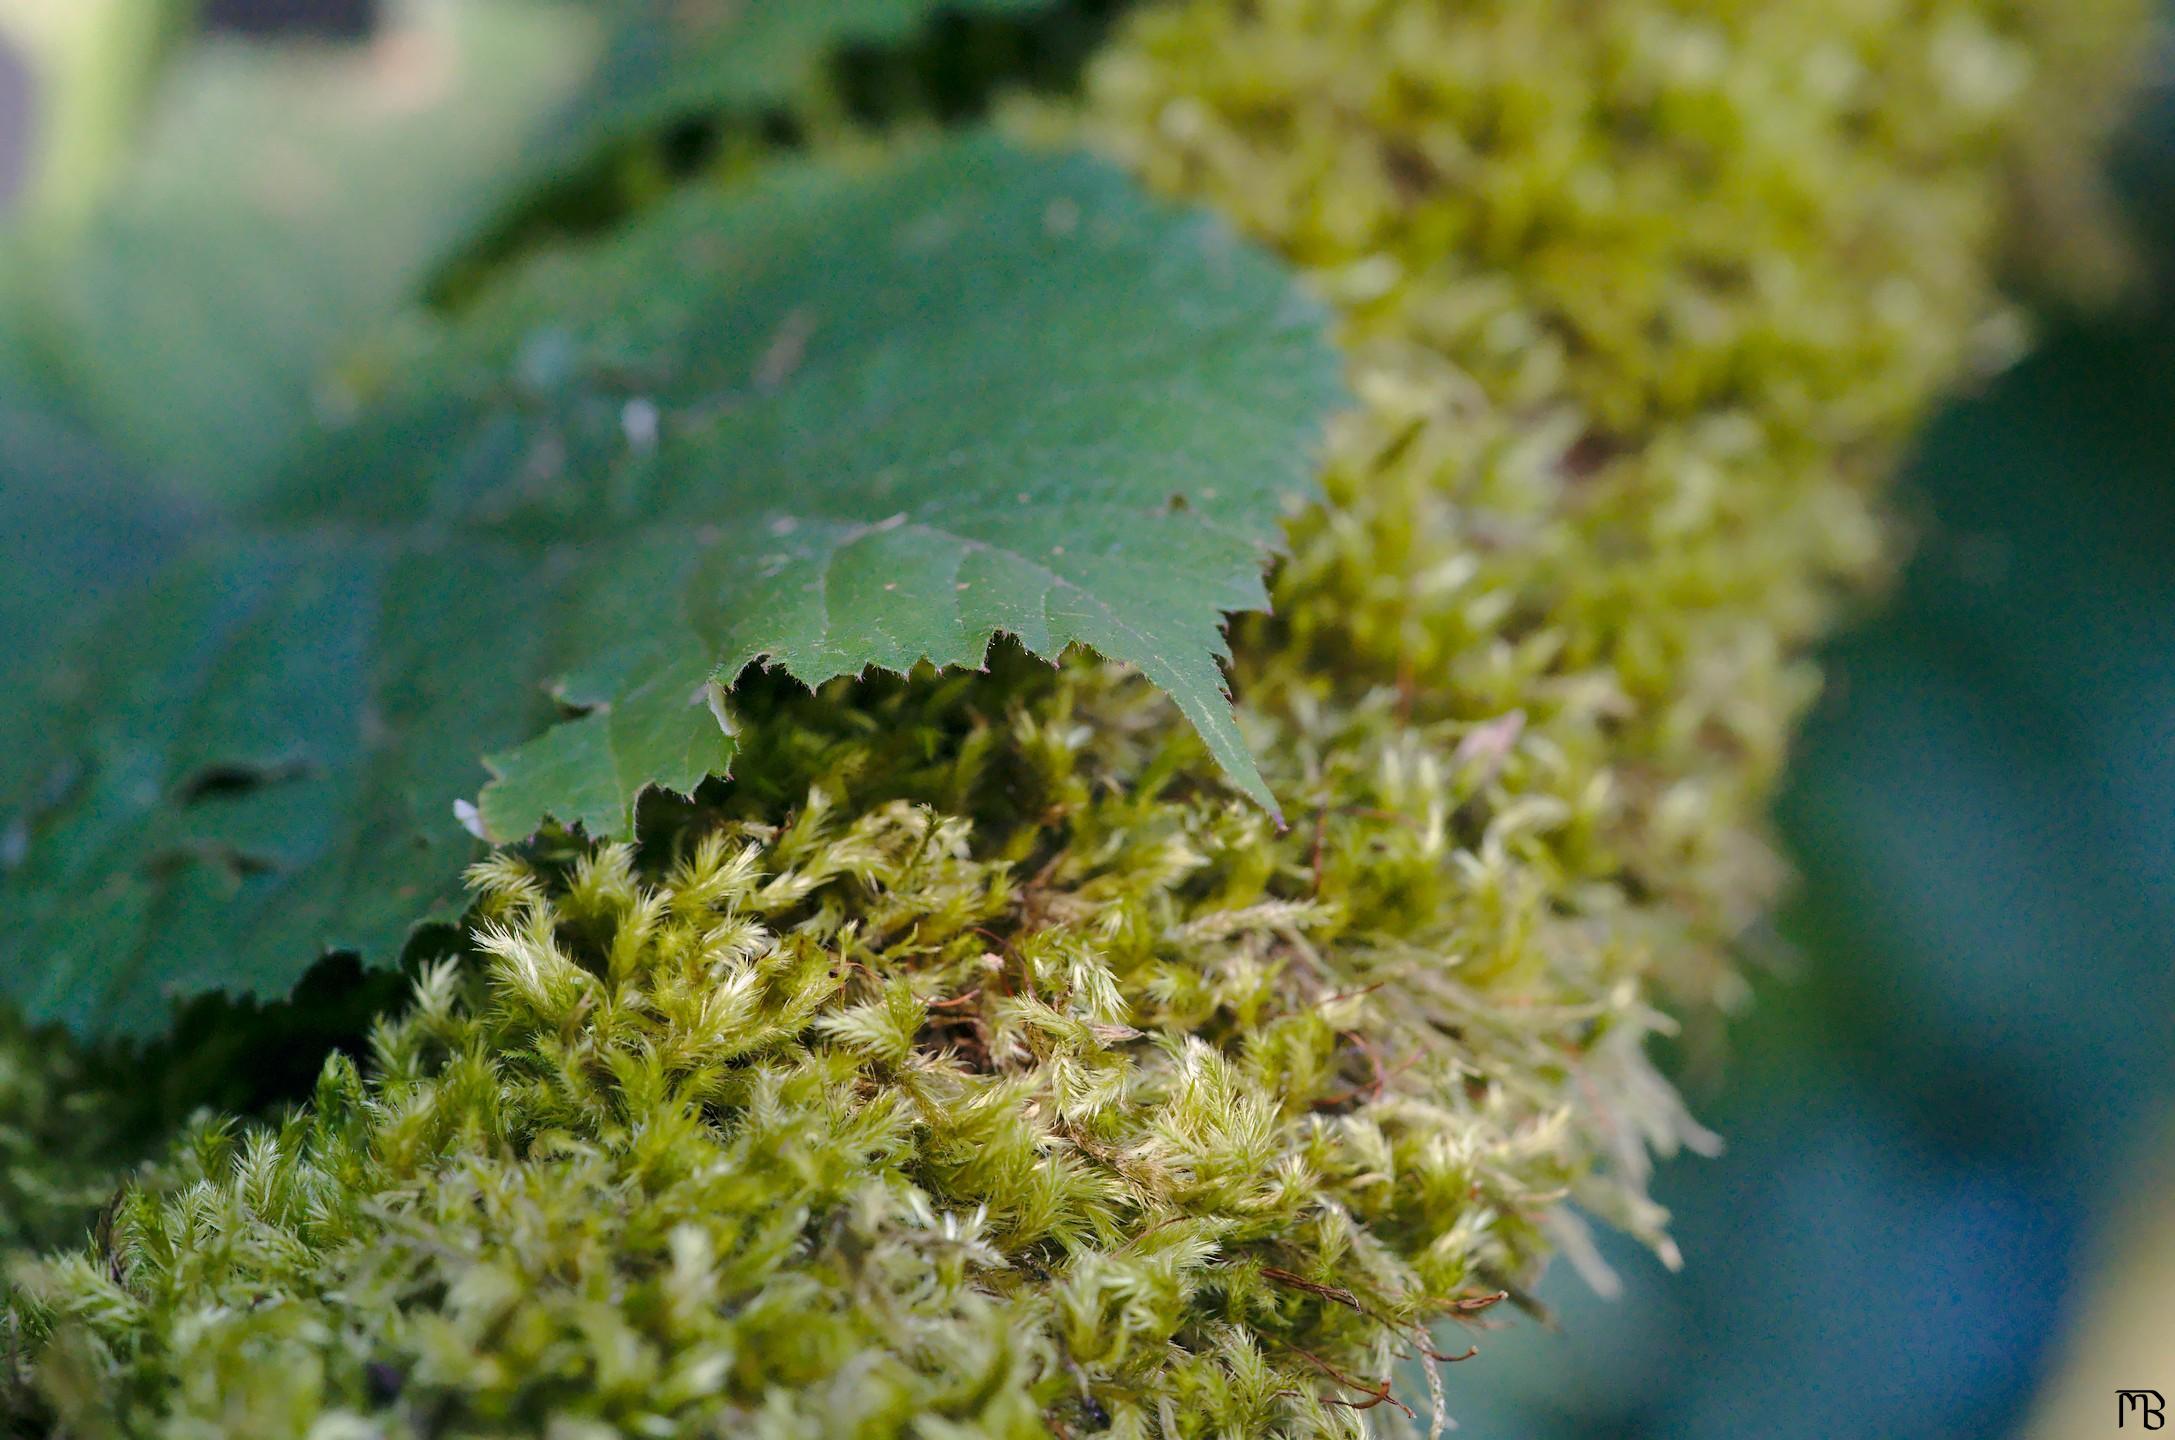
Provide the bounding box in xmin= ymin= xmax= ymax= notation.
xmin=8 ymin=786 xmax=1595 ymax=1436
xmin=2 ymin=0 xmax=2147 ymax=1433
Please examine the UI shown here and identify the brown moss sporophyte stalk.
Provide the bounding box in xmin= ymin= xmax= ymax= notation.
xmin=0 ymin=0 xmax=2148 ymax=1435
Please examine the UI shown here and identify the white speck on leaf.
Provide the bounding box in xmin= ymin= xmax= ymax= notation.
xmin=703 ymin=680 xmax=736 ymax=735
xmin=453 ymin=798 xmax=487 ymax=840
xmin=621 ymin=397 xmax=660 ymax=454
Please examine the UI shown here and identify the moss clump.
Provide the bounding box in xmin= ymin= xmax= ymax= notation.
xmin=1068 ymin=0 xmax=2145 ymax=1013
xmin=2 ymin=0 xmax=2145 ymax=1434
xmin=13 ymin=795 xmax=1556 ymax=1437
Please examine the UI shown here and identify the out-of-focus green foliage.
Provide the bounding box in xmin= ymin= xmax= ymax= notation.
xmin=0 ymin=0 xmax=197 ymax=235
xmin=0 ymin=0 xmax=1089 ymax=501
xmin=526 ymin=0 xmax=1054 ymax=187
xmin=0 ymin=0 xmax=596 ymax=497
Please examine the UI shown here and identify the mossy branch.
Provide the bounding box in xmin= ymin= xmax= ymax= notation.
xmin=2 ymin=0 xmax=2148 ymax=1434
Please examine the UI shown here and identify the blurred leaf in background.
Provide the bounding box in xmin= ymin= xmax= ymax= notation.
xmin=526 ymin=0 xmax=1051 ymax=188
xmin=0 ymin=0 xmax=195 ymax=233
xmin=0 ymin=0 xmax=598 ymax=498
xmin=0 ymin=0 xmax=1088 ymax=509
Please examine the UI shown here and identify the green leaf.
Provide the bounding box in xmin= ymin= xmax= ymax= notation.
xmin=0 ymin=402 xmax=192 ymax=782
xmin=2 ymin=134 xmax=1339 ymax=1037
xmin=531 ymin=0 xmax=1050 ymax=183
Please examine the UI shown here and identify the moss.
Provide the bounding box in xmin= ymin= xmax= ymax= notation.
xmin=0 ymin=1011 xmax=128 ymax=1258
xmin=1064 ymin=0 xmax=2145 ymax=1014
xmin=12 ymin=795 xmax=1566 ymax=1437
xmin=1 ymin=0 xmax=2146 ymax=1434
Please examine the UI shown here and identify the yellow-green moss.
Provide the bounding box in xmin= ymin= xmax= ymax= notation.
xmin=2 ymin=0 xmax=2146 ymax=1435
xmin=1068 ymin=0 xmax=2145 ymax=1012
